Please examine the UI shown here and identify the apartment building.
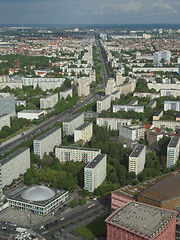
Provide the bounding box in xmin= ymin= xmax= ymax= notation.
xmin=147 ymin=100 xmax=156 ymax=109
xmin=105 ymin=78 xmax=116 ymax=95
xmin=110 ymin=90 xmax=120 ymax=101
xmin=59 ymin=88 xmax=73 ymax=99
xmin=18 ymin=110 xmax=45 ymax=120
xmin=40 ymin=93 xmax=58 ymax=109
xmin=152 ymin=111 xmax=163 ymax=121
xmin=113 ymin=104 xmax=144 ymax=113
xmin=161 ymin=89 xmax=180 ymax=98
xmin=129 ymin=144 xmax=146 ymax=175
xmin=119 ymin=125 xmax=145 ymax=141
xmin=74 ymin=77 xmax=90 ymax=97
xmin=167 ymin=137 xmax=180 ymax=168
xmin=0 ymin=114 xmax=10 ymax=130
xmin=0 ymin=148 xmax=30 ymax=187
xmin=96 ymin=95 xmax=111 ymax=113
xmin=133 ymin=92 xmax=160 ymax=99
xmin=164 ymin=101 xmax=180 ymax=112
xmin=153 ymin=120 xmax=180 ymax=131
xmin=74 ymin=122 xmax=93 ymax=143
xmin=63 ymin=112 xmax=84 ymax=136
xmin=55 ymin=146 xmax=101 ymax=163
xmin=84 ymin=154 xmax=107 ymax=192
xmin=34 ymin=127 xmax=61 ymax=159
xmin=96 ymin=117 xmax=132 ymax=131
xmin=0 ymin=93 xmax=15 ymax=117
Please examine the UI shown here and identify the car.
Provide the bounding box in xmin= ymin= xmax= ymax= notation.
xmin=2 ymin=226 xmax=6 ymax=230
xmin=60 ymin=217 xmax=65 ymax=221
xmin=39 ymin=225 xmax=45 ymax=230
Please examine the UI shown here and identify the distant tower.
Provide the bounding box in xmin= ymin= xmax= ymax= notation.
xmin=0 ymin=164 xmax=3 ymax=211
xmin=48 ymin=60 xmax=52 ymax=69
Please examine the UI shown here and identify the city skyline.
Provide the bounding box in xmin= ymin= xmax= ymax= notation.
xmin=0 ymin=0 xmax=180 ymax=25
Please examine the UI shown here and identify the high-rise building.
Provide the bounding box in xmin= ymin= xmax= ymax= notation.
xmin=40 ymin=93 xmax=58 ymax=109
xmin=96 ymin=95 xmax=111 ymax=113
xmin=167 ymin=137 xmax=180 ymax=168
xmin=129 ymin=144 xmax=146 ymax=175
xmin=84 ymin=154 xmax=107 ymax=192
xmin=0 ymin=93 xmax=15 ymax=117
xmin=74 ymin=122 xmax=93 ymax=144
xmin=63 ymin=112 xmax=84 ymax=136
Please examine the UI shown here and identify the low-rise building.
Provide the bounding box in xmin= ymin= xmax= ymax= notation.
xmin=128 ymin=99 xmax=138 ymax=105
xmin=0 ymin=147 xmax=30 ymax=187
xmin=18 ymin=110 xmax=45 ymax=120
xmin=113 ymin=104 xmax=144 ymax=113
xmin=34 ymin=127 xmax=61 ymax=159
xmin=84 ymin=154 xmax=107 ymax=192
xmin=96 ymin=117 xmax=132 ymax=130
xmin=55 ymin=146 xmax=101 ymax=163
xmin=40 ymin=93 xmax=58 ymax=109
xmin=147 ymin=100 xmax=156 ymax=109
xmin=59 ymin=88 xmax=73 ymax=99
xmin=164 ymin=101 xmax=180 ymax=112
xmin=119 ymin=125 xmax=145 ymax=141
xmin=153 ymin=120 xmax=180 ymax=131
xmin=96 ymin=95 xmax=111 ymax=113
xmin=153 ymin=111 xmax=163 ymax=121
xmin=167 ymin=137 xmax=180 ymax=168
xmin=74 ymin=122 xmax=93 ymax=144
xmin=161 ymin=89 xmax=180 ymax=98
xmin=0 ymin=114 xmax=10 ymax=130
xmin=129 ymin=144 xmax=146 ymax=175
xmin=133 ymin=92 xmax=160 ymax=99
xmin=15 ymin=100 xmax=26 ymax=107
xmin=63 ymin=112 xmax=84 ymax=136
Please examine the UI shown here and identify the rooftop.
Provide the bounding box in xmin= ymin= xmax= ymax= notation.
xmin=97 ymin=95 xmax=110 ymax=102
xmin=63 ymin=112 xmax=84 ymax=123
xmin=19 ymin=109 xmax=45 ymax=114
xmin=129 ymin=144 xmax=146 ymax=158
xmin=85 ymin=154 xmax=106 ymax=169
xmin=168 ymin=136 xmax=180 ymax=148
xmin=75 ymin=121 xmax=92 ymax=131
xmin=106 ymin=202 xmax=176 ymax=239
xmin=35 ymin=127 xmax=60 ymax=141
xmin=153 ymin=110 xmax=163 ymax=116
xmin=40 ymin=93 xmax=58 ymax=99
xmin=56 ymin=145 xmax=101 ymax=152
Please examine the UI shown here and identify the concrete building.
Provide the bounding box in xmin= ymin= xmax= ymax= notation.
xmin=55 ymin=146 xmax=101 ymax=163
xmin=34 ymin=127 xmax=61 ymax=159
xmin=74 ymin=77 xmax=90 ymax=97
xmin=176 ymin=112 xmax=180 ymax=121
xmin=129 ymin=144 xmax=146 ymax=175
xmin=110 ymin=90 xmax=120 ymax=101
xmin=117 ymin=79 xmax=136 ymax=96
xmin=18 ymin=110 xmax=45 ymax=120
xmin=134 ymin=67 xmax=178 ymax=74
xmin=15 ymin=100 xmax=26 ymax=107
xmin=148 ymin=82 xmax=180 ymax=92
xmin=164 ymin=101 xmax=180 ymax=112
xmin=105 ymin=78 xmax=116 ymax=95
xmin=153 ymin=120 xmax=180 ymax=131
xmin=153 ymin=111 xmax=163 ymax=121
xmin=84 ymin=154 xmax=106 ymax=192
xmin=0 ymin=93 xmax=15 ymax=117
xmin=74 ymin=122 xmax=93 ymax=144
xmin=40 ymin=93 xmax=58 ymax=109
xmin=161 ymin=89 xmax=180 ymax=98
xmin=119 ymin=125 xmax=145 ymax=141
xmin=63 ymin=112 xmax=84 ymax=136
xmin=113 ymin=104 xmax=144 ymax=113
xmin=96 ymin=95 xmax=111 ymax=113
xmin=167 ymin=137 xmax=180 ymax=168
xmin=8 ymin=185 xmax=68 ymax=216
xmin=133 ymin=92 xmax=160 ymax=99
xmin=147 ymin=100 xmax=157 ymax=109
xmin=128 ymin=99 xmax=138 ymax=106
xmin=0 ymin=114 xmax=10 ymax=130
xmin=96 ymin=117 xmax=132 ymax=131
xmin=0 ymin=148 xmax=30 ymax=187
xmin=115 ymin=70 xmax=126 ymax=86
xmin=59 ymin=88 xmax=73 ymax=99
xmin=106 ymin=202 xmax=177 ymax=240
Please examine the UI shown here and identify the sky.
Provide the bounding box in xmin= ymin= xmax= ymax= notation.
xmin=0 ymin=0 xmax=180 ymax=25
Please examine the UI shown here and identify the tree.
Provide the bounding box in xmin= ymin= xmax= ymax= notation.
xmin=71 ymin=200 xmax=78 ymax=208
xmin=78 ymin=198 xmax=86 ymax=206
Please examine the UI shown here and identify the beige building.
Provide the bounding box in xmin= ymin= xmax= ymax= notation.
xmin=129 ymin=144 xmax=146 ymax=175
xmin=153 ymin=111 xmax=163 ymax=121
xmin=74 ymin=122 xmax=93 ymax=144
xmin=117 ymin=79 xmax=136 ymax=96
xmin=40 ymin=93 xmax=58 ymax=109
xmin=153 ymin=120 xmax=180 ymax=131
xmin=59 ymin=88 xmax=73 ymax=99
xmin=0 ymin=114 xmax=10 ymax=130
xmin=105 ymin=78 xmax=117 ymax=95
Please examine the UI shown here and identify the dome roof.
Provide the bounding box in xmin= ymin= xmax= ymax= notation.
xmin=21 ymin=185 xmax=55 ymax=202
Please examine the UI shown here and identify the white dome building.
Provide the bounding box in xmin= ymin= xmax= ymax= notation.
xmin=8 ymin=185 xmax=68 ymax=216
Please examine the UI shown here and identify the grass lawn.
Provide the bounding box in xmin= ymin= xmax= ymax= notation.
xmin=74 ymin=215 xmax=107 ymax=239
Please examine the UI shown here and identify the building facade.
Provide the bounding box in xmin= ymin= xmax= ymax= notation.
xmin=153 ymin=120 xmax=180 ymax=131
xmin=119 ymin=125 xmax=145 ymax=141
xmin=164 ymin=101 xmax=180 ymax=112
xmin=0 ymin=148 xmax=30 ymax=187
xmin=84 ymin=154 xmax=107 ymax=192
xmin=74 ymin=122 xmax=93 ymax=144
xmin=63 ymin=112 xmax=84 ymax=136
xmin=96 ymin=95 xmax=111 ymax=113
xmin=167 ymin=137 xmax=180 ymax=168
xmin=0 ymin=93 xmax=15 ymax=117
xmin=161 ymin=89 xmax=180 ymax=98
xmin=34 ymin=127 xmax=61 ymax=159
xmin=59 ymin=88 xmax=73 ymax=99
xmin=40 ymin=93 xmax=58 ymax=109
xmin=55 ymin=146 xmax=101 ymax=163
xmin=129 ymin=144 xmax=146 ymax=175
xmin=113 ymin=104 xmax=144 ymax=113
xmin=0 ymin=114 xmax=10 ymax=130
xmin=96 ymin=117 xmax=132 ymax=131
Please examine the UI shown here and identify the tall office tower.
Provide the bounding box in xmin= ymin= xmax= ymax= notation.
xmin=0 ymin=164 xmax=3 ymax=211
xmin=84 ymin=154 xmax=107 ymax=192
xmin=167 ymin=137 xmax=180 ymax=168
xmin=129 ymin=144 xmax=146 ymax=175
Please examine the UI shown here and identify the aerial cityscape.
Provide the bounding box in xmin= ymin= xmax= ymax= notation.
xmin=0 ymin=1 xmax=180 ymax=240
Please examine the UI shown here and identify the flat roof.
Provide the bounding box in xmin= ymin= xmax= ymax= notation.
xmin=40 ymin=93 xmax=58 ymax=99
xmin=85 ymin=154 xmax=105 ymax=168
xmin=147 ymin=100 xmax=156 ymax=106
xmin=168 ymin=137 xmax=180 ymax=148
xmin=63 ymin=112 xmax=83 ymax=123
xmin=153 ymin=111 xmax=162 ymax=116
xmin=106 ymin=202 xmax=176 ymax=239
xmin=56 ymin=145 xmax=101 ymax=152
xmin=97 ymin=95 xmax=110 ymax=102
xmin=75 ymin=121 xmax=91 ymax=131
xmin=138 ymin=172 xmax=180 ymax=202
xmin=130 ymin=144 xmax=145 ymax=158
xmin=0 ymin=147 xmax=28 ymax=166
xmin=128 ymin=99 xmax=138 ymax=105
xmin=19 ymin=110 xmax=44 ymax=114
xmin=35 ymin=127 xmax=60 ymax=141
xmin=111 ymin=90 xmax=120 ymax=95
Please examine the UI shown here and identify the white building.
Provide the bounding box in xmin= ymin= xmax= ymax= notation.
xmin=113 ymin=105 xmax=144 ymax=113
xmin=133 ymin=92 xmax=160 ymax=99
xmin=63 ymin=112 xmax=84 ymax=136
xmin=167 ymin=137 xmax=180 ymax=168
xmin=40 ymin=93 xmax=58 ymax=109
xmin=34 ymin=127 xmax=61 ymax=159
xmin=18 ymin=110 xmax=45 ymax=120
xmin=55 ymin=146 xmax=101 ymax=163
xmin=105 ymin=78 xmax=116 ymax=95
xmin=153 ymin=51 xmax=171 ymax=64
xmin=84 ymin=154 xmax=107 ymax=192
xmin=164 ymin=101 xmax=180 ymax=112
xmin=153 ymin=120 xmax=180 ymax=131
xmin=59 ymin=88 xmax=73 ymax=99
xmin=119 ymin=125 xmax=145 ymax=141
xmin=96 ymin=95 xmax=111 ymax=113
xmin=111 ymin=91 xmax=120 ymax=101
xmin=129 ymin=144 xmax=146 ymax=175
xmin=0 ymin=148 xmax=30 ymax=187
xmin=161 ymin=89 xmax=180 ymax=98
xmin=74 ymin=77 xmax=90 ymax=97
xmin=15 ymin=100 xmax=26 ymax=107
xmin=0 ymin=93 xmax=15 ymax=117
xmin=0 ymin=114 xmax=10 ymax=130
xmin=74 ymin=122 xmax=93 ymax=144
xmin=96 ymin=117 xmax=132 ymax=131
